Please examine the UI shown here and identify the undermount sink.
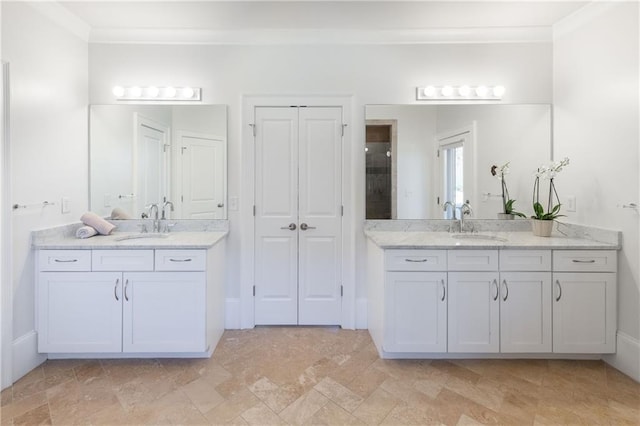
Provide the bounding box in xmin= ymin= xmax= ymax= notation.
xmin=451 ymin=233 xmax=508 ymax=242
xmin=114 ymin=233 xmax=170 ymax=241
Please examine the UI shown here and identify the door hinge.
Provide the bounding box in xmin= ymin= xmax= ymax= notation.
xmin=253 ymin=285 xmax=256 ymax=297
xmin=249 ymin=123 xmax=256 ymax=137
xmin=341 ymin=124 xmax=348 ymax=137
xmin=163 ymin=144 xmax=170 ymax=153
xmin=253 ymin=205 xmax=256 ymax=216
xmin=181 ymin=195 xmax=184 ymax=202
xmin=437 ymin=196 xmax=440 ymax=205
xmin=437 ymin=149 xmax=440 ymax=158
xmin=341 ymin=205 xmax=344 ymax=216
xmin=340 ymin=285 xmax=343 ymax=297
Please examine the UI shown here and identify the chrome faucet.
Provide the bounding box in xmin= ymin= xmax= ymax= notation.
xmin=147 ymin=203 xmax=159 ymax=233
xmin=442 ymin=201 xmax=457 ymax=220
xmin=162 ymin=200 xmax=174 ymax=220
xmin=458 ymin=202 xmax=473 ymax=232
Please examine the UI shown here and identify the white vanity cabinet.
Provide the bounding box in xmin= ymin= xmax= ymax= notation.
xmin=384 ymin=249 xmax=448 ymax=352
xmin=37 ymin=245 xmax=225 ymax=357
xmin=552 ymin=250 xmax=617 ymax=353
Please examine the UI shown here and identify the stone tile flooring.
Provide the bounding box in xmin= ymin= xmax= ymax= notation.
xmin=1 ymin=327 xmax=639 ymax=425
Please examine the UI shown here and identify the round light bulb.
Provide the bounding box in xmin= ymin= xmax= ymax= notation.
xmin=492 ymin=85 xmax=506 ymax=97
xmin=423 ymin=86 xmax=437 ymax=97
xmin=147 ymin=86 xmax=159 ymax=97
xmin=129 ymin=86 xmax=142 ymax=97
xmin=458 ymin=85 xmax=471 ymax=97
xmin=441 ymin=86 xmax=454 ymax=97
xmin=475 ymin=86 xmax=489 ymax=97
xmin=164 ymin=87 xmax=177 ymax=98
xmin=182 ymin=87 xmax=195 ymax=98
xmin=112 ymin=86 xmax=125 ymax=97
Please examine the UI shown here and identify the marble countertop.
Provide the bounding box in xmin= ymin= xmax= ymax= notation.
xmin=32 ymin=231 xmax=228 ymax=250
xmin=365 ymin=230 xmax=620 ymax=250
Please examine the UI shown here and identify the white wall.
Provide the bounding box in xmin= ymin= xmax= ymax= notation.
xmin=1 ymin=2 xmax=88 ymax=385
xmin=89 ymin=42 xmax=553 ymax=312
xmin=554 ymin=2 xmax=639 ymax=380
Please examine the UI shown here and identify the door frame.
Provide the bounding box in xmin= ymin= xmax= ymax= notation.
xmin=241 ymin=95 xmax=354 ymax=329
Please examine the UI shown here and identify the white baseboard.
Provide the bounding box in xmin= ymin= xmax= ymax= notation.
xmin=604 ymin=331 xmax=640 ymax=382
xmin=356 ymin=298 xmax=367 ymax=329
xmin=12 ymin=331 xmax=47 ymax=384
xmin=225 ymin=298 xmax=241 ymax=329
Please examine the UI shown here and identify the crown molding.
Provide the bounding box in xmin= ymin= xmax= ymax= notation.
xmin=25 ymin=1 xmax=91 ymax=42
xmin=89 ymin=26 xmax=552 ymax=45
xmin=553 ymin=1 xmax=616 ymax=40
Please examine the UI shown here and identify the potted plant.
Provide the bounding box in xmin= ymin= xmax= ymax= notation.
xmin=490 ymin=162 xmax=525 ymax=219
xmin=531 ymin=157 xmax=570 ymax=236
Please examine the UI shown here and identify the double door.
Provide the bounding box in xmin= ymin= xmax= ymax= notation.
xmin=254 ymin=106 xmax=343 ymax=325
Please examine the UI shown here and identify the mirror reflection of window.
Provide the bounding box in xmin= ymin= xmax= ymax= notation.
xmin=442 ymin=142 xmax=464 ymax=219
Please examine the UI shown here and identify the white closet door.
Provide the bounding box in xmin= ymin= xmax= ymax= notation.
xmin=254 ymin=107 xmax=299 ymax=325
xmin=254 ymin=106 xmax=343 ymax=326
xmin=134 ymin=115 xmax=169 ymax=217
xmin=298 ymin=107 xmax=342 ymax=325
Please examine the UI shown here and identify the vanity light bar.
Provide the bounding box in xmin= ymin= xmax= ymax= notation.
xmin=112 ymin=86 xmax=202 ymax=101
xmin=416 ymin=85 xmax=505 ymax=101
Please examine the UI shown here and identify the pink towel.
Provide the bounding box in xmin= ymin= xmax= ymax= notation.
xmin=80 ymin=212 xmax=116 ymax=235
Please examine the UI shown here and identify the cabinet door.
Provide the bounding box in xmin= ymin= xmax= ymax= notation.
xmin=448 ymin=272 xmax=499 ymax=353
xmin=553 ymin=272 xmax=616 ymax=353
xmin=384 ymin=272 xmax=447 ymax=352
xmin=123 ymin=272 xmax=206 ymax=353
xmin=38 ymin=272 xmax=122 ymax=353
xmin=500 ymin=272 xmax=552 ymax=353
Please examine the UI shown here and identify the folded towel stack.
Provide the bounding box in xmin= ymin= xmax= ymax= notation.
xmin=110 ymin=207 xmax=132 ymax=220
xmin=76 ymin=225 xmax=98 ymax=239
xmin=79 ymin=212 xmax=116 ymax=237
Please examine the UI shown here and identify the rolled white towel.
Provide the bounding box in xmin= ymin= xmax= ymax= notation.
xmin=80 ymin=212 xmax=116 ymax=235
xmin=111 ymin=207 xmax=132 ymax=220
xmin=76 ymin=225 xmax=98 ymax=239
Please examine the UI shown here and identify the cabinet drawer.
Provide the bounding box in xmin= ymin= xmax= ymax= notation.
xmin=448 ymin=250 xmax=498 ymax=271
xmin=553 ymin=250 xmax=617 ymax=272
xmin=92 ymin=250 xmax=154 ymax=271
xmin=38 ymin=250 xmax=91 ymax=271
xmin=155 ymin=250 xmax=207 ymax=271
xmin=385 ymin=250 xmax=447 ymax=271
xmin=500 ymin=250 xmax=551 ymax=271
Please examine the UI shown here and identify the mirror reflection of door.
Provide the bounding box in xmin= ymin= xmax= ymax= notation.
xmin=134 ymin=114 xmax=169 ymax=218
xmin=365 ymin=120 xmax=397 ymax=219
xmin=178 ymin=132 xmax=226 ymax=219
xmin=437 ymin=128 xmax=472 ymax=219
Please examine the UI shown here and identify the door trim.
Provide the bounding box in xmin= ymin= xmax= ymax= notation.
xmin=241 ymin=95 xmax=354 ymax=329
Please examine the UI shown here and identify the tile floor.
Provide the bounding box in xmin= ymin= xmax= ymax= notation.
xmin=1 ymin=327 xmax=639 ymax=425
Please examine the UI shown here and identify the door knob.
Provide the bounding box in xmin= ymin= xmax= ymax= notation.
xmin=280 ymin=223 xmax=297 ymax=231
xmin=300 ymin=223 xmax=316 ymax=231
xmin=217 ymin=203 xmax=224 ymax=208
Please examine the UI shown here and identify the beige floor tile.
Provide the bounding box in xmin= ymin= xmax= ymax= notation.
xmin=306 ymin=400 xmax=366 ymax=425
xmin=313 ymin=377 xmax=364 ymax=412
xmin=1 ymin=389 xmax=12 ymax=407
xmin=344 ymin=364 xmax=390 ymax=399
xmin=279 ymin=389 xmax=329 ymax=425
xmin=204 ymin=387 xmax=260 ymax=424
xmin=240 ymin=401 xmax=284 ymax=425
xmin=12 ymin=403 xmax=51 ymax=426
xmin=182 ymin=377 xmax=226 ymax=414
xmin=380 ymin=402 xmax=443 ymax=425
xmin=352 ymin=387 xmax=400 ymax=425
xmin=248 ymin=376 xmax=303 ymax=414
xmin=1 ymin=392 xmax=48 ymax=422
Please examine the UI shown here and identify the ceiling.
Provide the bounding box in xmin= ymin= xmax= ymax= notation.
xmin=52 ymin=1 xmax=591 ymax=44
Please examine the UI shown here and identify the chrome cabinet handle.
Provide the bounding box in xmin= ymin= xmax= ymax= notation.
xmin=492 ymin=279 xmax=499 ymax=301
xmin=54 ymin=258 xmax=78 ymax=263
xmin=124 ymin=279 xmax=129 ymax=302
xmin=502 ymin=279 xmax=509 ymax=301
xmin=280 ymin=223 xmax=297 ymax=231
xmin=114 ymin=278 xmax=120 ymax=301
xmin=572 ymin=259 xmax=596 ymax=263
xmin=440 ymin=280 xmax=446 ymax=302
xmin=555 ymin=280 xmax=562 ymax=302
xmin=300 ymin=223 xmax=316 ymax=231
xmin=169 ymin=258 xmax=192 ymax=262
xmin=405 ymin=259 xmax=428 ymax=263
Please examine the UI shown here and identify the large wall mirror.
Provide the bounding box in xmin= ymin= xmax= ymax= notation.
xmin=365 ymin=104 xmax=551 ymax=220
xmin=90 ymin=105 xmax=227 ymax=220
